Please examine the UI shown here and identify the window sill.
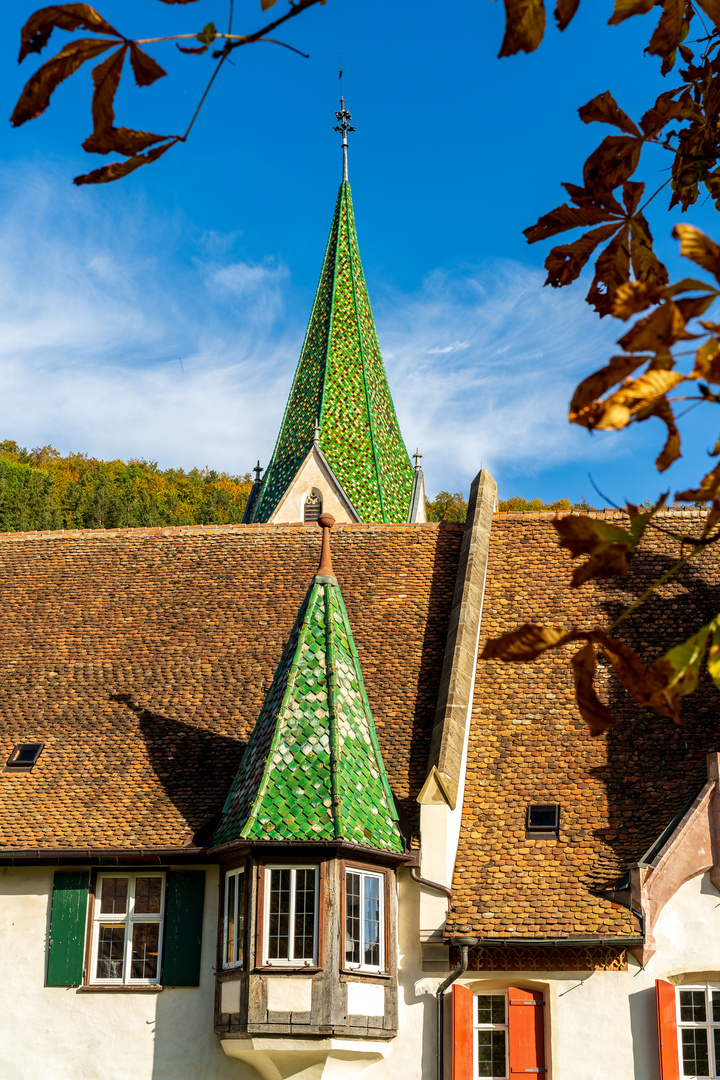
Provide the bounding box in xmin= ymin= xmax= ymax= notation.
xmin=255 ymin=966 xmax=321 ymax=974
xmin=341 ymin=969 xmax=391 ymax=981
xmin=78 ymin=984 xmax=163 ymax=993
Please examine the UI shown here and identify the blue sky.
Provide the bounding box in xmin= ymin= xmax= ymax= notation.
xmin=1 ymin=0 xmax=719 ymax=506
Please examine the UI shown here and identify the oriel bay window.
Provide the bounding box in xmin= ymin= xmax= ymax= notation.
xmin=90 ymin=872 xmax=164 ymax=985
xmin=262 ymin=865 xmax=318 ymax=966
xmin=344 ymin=867 xmax=385 ymax=973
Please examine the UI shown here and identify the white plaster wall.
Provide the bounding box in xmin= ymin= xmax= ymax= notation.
xmin=0 ymin=865 xmax=254 ymax=1080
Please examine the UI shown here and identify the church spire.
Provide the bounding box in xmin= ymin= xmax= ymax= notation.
xmin=249 ymin=95 xmax=416 ymax=525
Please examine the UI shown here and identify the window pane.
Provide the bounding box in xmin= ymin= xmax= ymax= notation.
xmin=130 ymin=922 xmax=159 ymax=980
xmin=715 ymin=1028 xmax=720 ymax=1073
xmin=680 ymin=989 xmax=707 ymax=1023
xmin=225 ymin=873 xmax=236 ymax=966
xmin=477 ymin=995 xmax=505 ymax=1026
xmin=712 ymin=990 xmax=720 ymax=1023
xmin=100 ymin=877 xmax=128 ymax=915
xmin=363 ymin=875 xmax=381 ymax=967
xmin=135 ymin=877 xmax=162 ymax=915
xmin=268 ymin=869 xmax=290 ymax=960
xmin=477 ymin=1030 xmax=506 ymax=1078
xmin=294 ymin=868 xmax=316 ymax=961
xmin=682 ymin=1028 xmax=710 ymax=1077
xmin=345 ymin=872 xmax=361 ymax=966
xmin=96 ymin=924 xmax=125 ymax=979
xmin=234 ymin=870 xmax=244 ymax=966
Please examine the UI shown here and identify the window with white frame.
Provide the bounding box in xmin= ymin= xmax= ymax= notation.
xmin=263 ymin=866 xmax=318 ymax=966
xmin=223 ymin=867 xmax=245 ymax=969
xmin=90 ymin=873 xmax=164 ymax=985
xmin=474 ymin=991 xmax=508 ymax=1080
xmin=677 ymin=984 xmax=720 ymax=1077
xmin=344 ymin=868 xmax=384 ymax=972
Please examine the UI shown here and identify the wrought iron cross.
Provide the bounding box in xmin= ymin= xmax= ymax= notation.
xmin=334 ymin=65 xmax=355 ymax=183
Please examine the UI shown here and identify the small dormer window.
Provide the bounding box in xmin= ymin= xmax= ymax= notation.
xmin=5 ymin=743 xmax=43 ymax=771
xmin=527 ymin=803 xmax=560 ymax=835
xmin=304 ymin=490 xmax=322 ymax=523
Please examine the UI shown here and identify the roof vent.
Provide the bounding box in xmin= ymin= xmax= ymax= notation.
xmin=527 ymin=803 xmax=559 ymax=835
xmin=5 ymin=743 xmax=44 ymax=772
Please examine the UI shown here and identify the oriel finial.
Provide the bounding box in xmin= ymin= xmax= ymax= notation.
xmin=413 ymin=448 xmax=423 ymax=470
xmin=313 ymin=419 xmax=320 ymax=446
xmin=316 ymin=512 xmax=336 ymax=577
xmin=334 ymin=56 xmax=355 ymax=184
xmin=254 ymin=460 xmax=263 ymax=482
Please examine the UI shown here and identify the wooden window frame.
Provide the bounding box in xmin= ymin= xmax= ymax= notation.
xmin=474 ymin=990 xmax=509 ymax=1080
xmin=86 ymin=870 xmax=166 ymax=987
xmin=221 ymin=865 xmax=247 ymax=970
xmin=675 ymin=982 xmax=720 ymax=1078
xmin=340 ymin=860 xmax=391 ymax=977
xmin=255 ymin=858 xmax=324 ymax=972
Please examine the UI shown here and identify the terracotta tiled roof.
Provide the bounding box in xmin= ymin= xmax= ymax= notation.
xmin=0 ymin=521 xmax=461 ymax=851
xmin=449 ymin=509 xmax=720 ymax=940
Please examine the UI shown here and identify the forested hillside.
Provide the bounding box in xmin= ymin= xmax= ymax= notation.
xmin=0 ymin=442 xmax=253 ymax=531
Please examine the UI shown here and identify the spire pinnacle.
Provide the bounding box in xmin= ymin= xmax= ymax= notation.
xmin=316 ymin=512 xmax=335 ymax=577
xmin=413 ymin=448 xmax=423 ymax=470
xmin=253 ymin=460 xmax=263 ymax=482
xmin=334 ymin=60 xmax=355 ymax=183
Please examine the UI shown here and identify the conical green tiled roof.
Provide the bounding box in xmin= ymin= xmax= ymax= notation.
xmin=213 ymin=570 xmax=404 ymax=853
xmin=251 ymin=181 xmax=414 ymax=523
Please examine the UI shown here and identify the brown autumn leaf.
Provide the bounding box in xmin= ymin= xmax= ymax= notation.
xmin=591 ymin=369 xmax=685 ymax=431
xmin=571 ymin=643 xmax=616 ymax=735
xmin=570 ymin=354 xmax=651 ymax=423
xmin=640 ymin=88 xmax=691 ymax=138
xmin=672 ymin=225 xmax=720 ymax=283
xmin=650 ymin=397 xmax=681 ymax=472
xmin=608 ymin=0 xmax=654 ymax=24
xmin=583 ymin=135 xmax=642 ymax=192
xmin=11 ymin=37 xmax=115 ymax=126
xmin=647 ymin=0 xmax=685 ymax=57
xmin=586 ymin=224 xmax=630 ymax=315
xmin=554 ymin=0 xmax=580 ymax=29
xmin=261 ymin=0 xmax=280 ymax=8
xmin=612 ymin=282 xmax=662 ymax=320
xmin=578 ymin=91 xmax=641 ymax=137
xmin=86 ymin=44 xmax=126 ymax=142
xmin=74 ymin=137 xmax=179 ymax=186
xmin=523 ymin=203 xmax=620 ymax=245
xmin=19 ymin=4 xmax=121 ymax=62
xmin=617 ymin=300 xmax=690 ymax=352
xmin=498 ymin=0 xmax=546 ymax=57
xmin=622 ymin=180 xmax=644 ymax=215
xmin=84 ymin=126 xmax=170 ymax=156
xmin=129 ymin=43 xmax=167 ymax=88
xmin=645 ymin=622 xmax=714 ymax=722
xmin=543 ymin=224 xmax=621 ymax=288
xmin=562 ymin=181 xmax=626 ymax=216
xmin=629 ymin=215 xmax=669 ymax=288
xmin=553 ymin=514 xmax=640 ymax=587
xmin=676 ymin=461 xmax=720 ymax=502
xmin=480 ymin=623 xmax=575 ymax=662
xmin=693 ymin=338 xmax=720 ymax=382
xmin=696 ymin=0 xmax=720 ymax=28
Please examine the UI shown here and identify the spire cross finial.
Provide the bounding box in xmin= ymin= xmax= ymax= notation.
xmin=413 ymin=448 xmax=423 ymax=470
xmin=334 ymin=60 xmax=355 ymax=183
xmin=317 ymin=512 xmax=336 ymax=577
xmin=254 ymin=460 xmax=263 ymax=482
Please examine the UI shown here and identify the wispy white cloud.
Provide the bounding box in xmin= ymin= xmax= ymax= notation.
xmin=0 ymin=163 xmax=660 ymax=500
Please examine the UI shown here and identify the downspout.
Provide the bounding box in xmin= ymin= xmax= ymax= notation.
xmin=409 ymin=866 xmax=454 ymax=909
xmin=436 ymin=937 xmax=478 ymax=1080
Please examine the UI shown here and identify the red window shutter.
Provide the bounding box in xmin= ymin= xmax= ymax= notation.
xmin=656 ymin=979 xmax=680 ymax=1080
xmin=451 ymin=983 xmax=474 ymax=1080
xmin=508 ymin=986 xmax=546 ymax=1076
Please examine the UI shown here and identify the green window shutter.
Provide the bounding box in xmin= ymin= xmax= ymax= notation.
xmin=163 ymin=870 xmax=206 ymax=987
xmin=46 ymin=871 xmax=89 ymax=987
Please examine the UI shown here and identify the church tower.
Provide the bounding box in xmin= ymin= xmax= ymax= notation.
xmin=244 ymin=91 xmax=425 ymax=525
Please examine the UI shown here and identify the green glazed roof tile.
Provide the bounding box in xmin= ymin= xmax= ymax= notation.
xmin=213 ymin=570 xmax=404 ymax=853
xmin=252 ymin=181 xmax=414 ymax=524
